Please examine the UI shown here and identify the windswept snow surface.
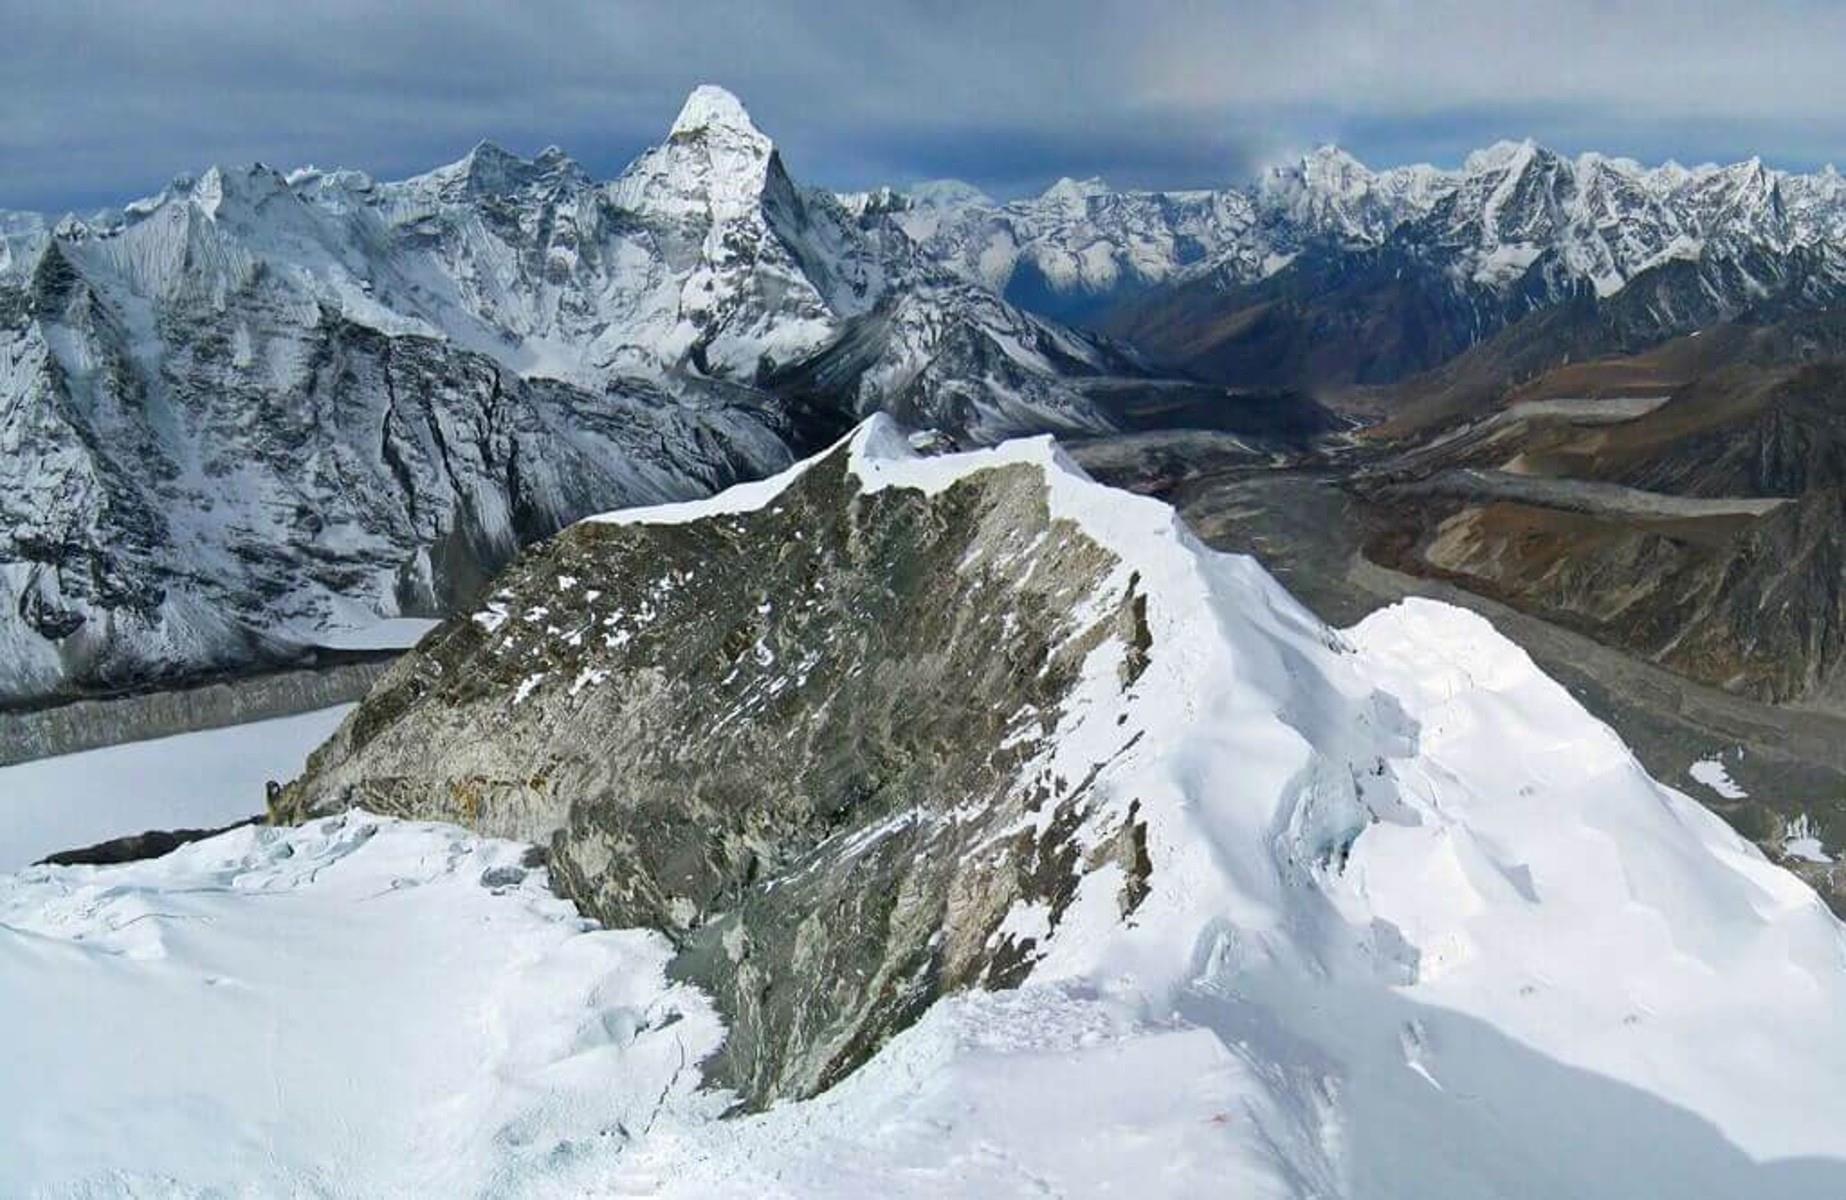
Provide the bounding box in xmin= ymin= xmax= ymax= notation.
xmin=4 ymin=419 xmax=1845 ymax=1197
xmin=0 ymin=704 xmax=351 ymax=871
xmin=0 ymin=814 xmax=726 ymax=1196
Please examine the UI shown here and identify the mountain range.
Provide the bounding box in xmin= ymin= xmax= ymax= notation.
xmin=894 ymin=140 xmax=1846 ymax=389
xmin=0 ymin=86 xmax=1322 ymax=709
xmin=12 ymin=85 xmax=1846 ymax=720
xmin=8 ymin=83 xmax=1846 ymax=1198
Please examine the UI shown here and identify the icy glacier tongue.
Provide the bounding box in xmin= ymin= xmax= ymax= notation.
xmin=0 ymin=702 xmax=352 ymax=871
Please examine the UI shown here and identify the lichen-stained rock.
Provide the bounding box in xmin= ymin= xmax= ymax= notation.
xmin=275 ymin=420 xmax=1158 ymax=1107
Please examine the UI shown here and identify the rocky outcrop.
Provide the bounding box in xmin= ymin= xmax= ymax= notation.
xmin=275 ymin=422 xmax=1156 ymax=1107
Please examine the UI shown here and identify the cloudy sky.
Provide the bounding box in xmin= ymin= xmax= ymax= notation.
xmin=7 ymin=0 xmax=1846 ymax=212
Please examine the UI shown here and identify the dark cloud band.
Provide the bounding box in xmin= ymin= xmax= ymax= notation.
xmin=5 ymin=0 xmax=1844 ymax=212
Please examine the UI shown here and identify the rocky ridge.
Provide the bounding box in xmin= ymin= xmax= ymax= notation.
xmin=275 ymin=419 xmax=1160 ymax=1105
xmin=267 ymin=417 xmax=1846 ymax=1194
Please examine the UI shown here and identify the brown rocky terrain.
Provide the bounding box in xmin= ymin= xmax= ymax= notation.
xmin=1351 ymin=315 xmax=1846 ymax=708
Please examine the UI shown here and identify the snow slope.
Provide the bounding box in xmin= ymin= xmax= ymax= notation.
xmin=4 ymin=421 xmax=1844 ymax=1196
xmin=0 ymin=814 xmax=725 ymax=1196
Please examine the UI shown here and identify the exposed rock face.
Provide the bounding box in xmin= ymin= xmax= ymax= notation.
xmin=275 ymin=423 xmax=1155 ymax=1107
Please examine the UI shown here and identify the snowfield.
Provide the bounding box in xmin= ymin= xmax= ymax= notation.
xmin=3 ymin=422 xmax=1845 ymax=1197
xmin=0 ymin=704 xmax=351 ymax=872
xmin=0 ymin=815 xmax=725 ymax=1196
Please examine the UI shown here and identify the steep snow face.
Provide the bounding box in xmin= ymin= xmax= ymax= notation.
xmin=598 ymin=85 xmax=890 ymax=378
xmin=243 ymin=417 xmax=1846 ymax=1194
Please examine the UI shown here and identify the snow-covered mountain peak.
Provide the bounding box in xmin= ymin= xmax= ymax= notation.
xmin=669 ymin=83 xmax=770 ymax=144
xmin=454 ymin=139 xmax=537 ymax=185
xmin=1298 ymin=143 xmax=1371 ymax=183
xmin=190 ymin=162 xmax=298 ymax=221
xmin=48 ymin=213 xmax=92 ymax=240
xmin=614 ymin=84 xmax=785 ymax=218
xmin=905 ymin=178 xmax=994 ymax=209
xmin=96 ymin=162 xmax=295 ymax=231
xmin=1573 ymin=150 xmax=1651 ymax=186
xmin=1257 ymin=143 xmax=1442 ymax=246
xmin=399 ymin=139 xmax=590 ymax=204
xmin=1464 ymin=137 xmax=1543 ymax=175
xmin=1039 ymin=175 xmax=1113 ymax=208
